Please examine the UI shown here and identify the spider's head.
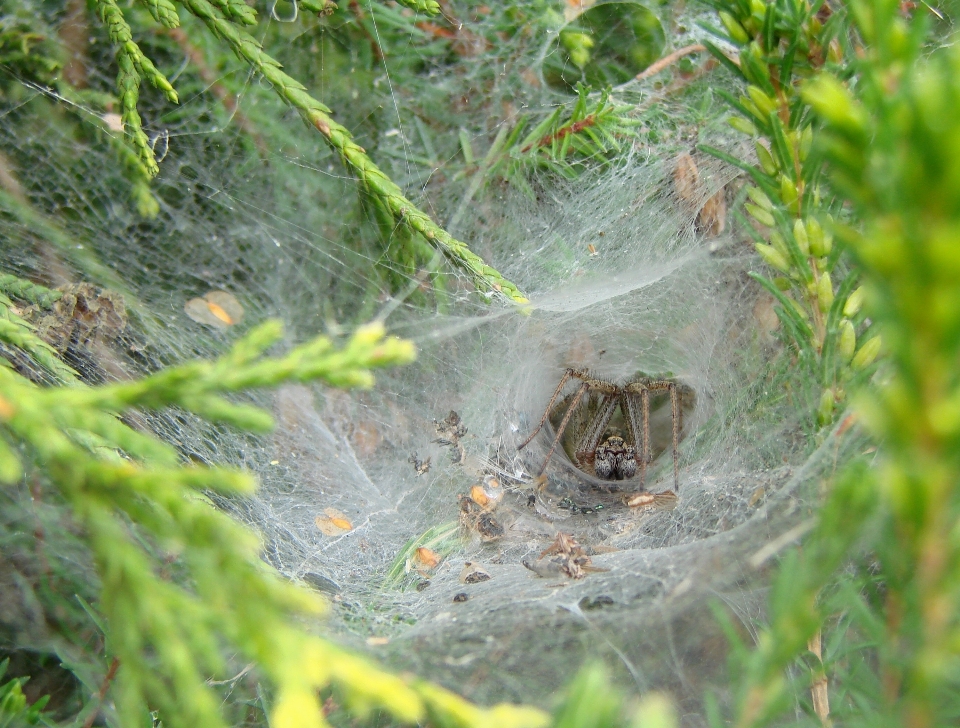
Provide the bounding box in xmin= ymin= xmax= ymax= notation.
xmin=594 ymin=435 xmax=638 ymax=480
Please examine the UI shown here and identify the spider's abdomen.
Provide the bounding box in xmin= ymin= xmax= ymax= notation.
xmin=594 ymin=435 xmax=638 ymax=480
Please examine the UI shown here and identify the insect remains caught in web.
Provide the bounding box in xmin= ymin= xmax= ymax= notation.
xmin=517 ymin=368 xmax=692 ymax=492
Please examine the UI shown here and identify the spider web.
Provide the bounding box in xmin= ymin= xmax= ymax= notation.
xmin=0 ymin=0 xmax=868 ymax=721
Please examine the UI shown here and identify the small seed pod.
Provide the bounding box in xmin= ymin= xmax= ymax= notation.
xmin=740 ymin=43 xmax=771 ymax=83
xmin=747 ymin=186 xmax=773 ymax=211
xmin=838 ymin=319 xmax=856 ymax=363
xmin=756 ymin=243 xmax=790 ymax=273
xmin=844 ymin=286 xmax=865 ymax=317
xmin=794 ymin=219 xmax=810 ymax=255
xmin=729 ymin=116 xmax=758 ymax=136
xmin=719 ymin=11 xmax=750 ymax=44
xmin=769 ymin=230 xmax=789 ymax=257
xmin=755 ymin=141 xmax=779 ymax=175
xmin=747 ymin=203 xmax=776 ymax=228
xmin=817 ymin=272 xmax=834 ymax=313
xmin=808 ymin=218 xmax=831 ymax=257
xmin=747 ymin=85 xmax=778 ymax=117
xmin=852 ymin=335 xmax=882 ymax=369
xmin=818 ymin=388 xmax=835 ymax=426
xmin=806 ymin=75 xmax=867 ymax=136
xmin=781 ymin=177 xmax=799 ymax=212
xmin=788 ymin=296 xmax=810 ymax=321
xmin=741 ymin=95 xmax=766 ymax=123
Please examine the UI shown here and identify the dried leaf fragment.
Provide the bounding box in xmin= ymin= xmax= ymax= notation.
xmin=528 ymin=532 xmax=608 ymax=579
xmin=624 ymin=492 xmax=655 ymax=509
xmin=434 ymin=410 xmax=467 ymax=464
xmin=414 ymin=547 xmax=440 ymax=570
xmin=673 ymin=153 xmax=700 ymax=204
xmin=697 ymin=188 xmax=727 ymax=236
xmin=624 ymin=490 xmax=679 ymax=511
xmin=673 ymin=152 xmax=726 ymax=238
xmin=184 ymin=290 xmax=245 ymax=328
xmin=315 ymin=507 xmax=353 ymax=535
xmin=458 ymin=494 xmax=505 ymax=541
xmin=103 ymin=112 xmax=124 ymax=132
xmin=459 ymin=561 xmax=491 ymax=584
xmin=408 ymin=452 xmax=431 ymax=475
xmin=469 ymin=484 xmax=490 ymax=507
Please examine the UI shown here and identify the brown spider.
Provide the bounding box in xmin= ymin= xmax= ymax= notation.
xmin=517 ymin=368 xmax=687 ymax=491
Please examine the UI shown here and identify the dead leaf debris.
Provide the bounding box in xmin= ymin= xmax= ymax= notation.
xmin=433 ymin=410 xmax=467 ymax=465
xmin=522 ymin=532 xmax=609 ymax=580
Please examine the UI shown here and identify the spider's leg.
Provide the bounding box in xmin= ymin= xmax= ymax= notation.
xmin=670 ymin=382 xmax=680 ymax=492
xmin=573 ymin=394 xmax=619 ymax=463
xmin=539 ymin=382 xmax=589 ymax=475
xmin=641 ymin=388 xmax=651 ymax=488
xmin=623 ymin=386 xmax=649 ymax=488
xmin=518 ymin=368 xmax=578 ymax=451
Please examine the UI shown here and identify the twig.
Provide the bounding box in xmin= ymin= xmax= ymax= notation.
xmin=206 ymin=662 xmax=256 ymax=686
xmin=636 ymin=44 xmax=707 ymax=81
xmin=520 ymin=114 xmax=597 ymax=154
xmin=81 ymin=657 xmax=120 ymax=728
xmin=632 ymin=57 xmax=722 ymax=117
xmin=808 ymin=630 xmax=831 ymax=726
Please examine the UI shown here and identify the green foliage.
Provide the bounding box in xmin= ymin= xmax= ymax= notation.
xmin=708 ymin=2 xmax=960 ymax=726
xmin=0 ymin=14 xmax=61 ymax=85
xmin=19 ymin=1 xmax=959 ymax=727
xmin=551 ymin=663 xmax=677 ymax=728
xmin=545 ymin=3 xmax=664 ymax=91
xmin=95 ymin=0 xmax=178 ymax=177
xmin=138 ymin=0 xmax=181 ymax=29
xmin=490 ymin=85 xmax=639 ymax=192
xmin=0 ymin=659 xmax=51 ymax=727
xmin=441 ymin=83 xmax=640 ymax=234
xmin=0 ymin=276 xmax=61 ymax=309
xmin=383 ymin=521 xmax=459 ymax=590
xmin=0 ymin=291 xmax=79 ymax=385
xmin=553 ymin=663 xmax=624 ymax=728
xmin=0 ymin=313 xmax=555 ymax=728
xmin=701 ymin=0 xmax=879 ymax=426
xmin=393 ymin=0 xmax=441 ymax=15
xmin=82 ymin=0 xmax=528 ymax=303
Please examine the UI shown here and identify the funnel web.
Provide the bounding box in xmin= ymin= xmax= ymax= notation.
xmin=0 ymin=0 xmax=866 ymax=718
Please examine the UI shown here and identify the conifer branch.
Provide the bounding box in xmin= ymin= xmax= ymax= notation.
xmin=208 ymin=0 xmax=257 ymax=26
xmin=393 ymin=0 xmax=441 ymax=14
xmin=0 ymin=274 xmax=62 ymax=309
xmin=138 ymin=0 xmax=181 ymax=28
xmin=297 ymin=0 xmax=338 ymax=15
xmin=178 ymin=0 xmax=528 ymax=304
xmin=0 ymin=319 xmax=547 ymax=728
xmin=0 ymin=294 xmax=79 ymax=385
xmin=95 ymin=0 xmax=179 ymax=177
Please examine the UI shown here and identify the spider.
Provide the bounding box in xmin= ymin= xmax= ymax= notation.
xmin=517 ymin=368 xmax=687 ymax=492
